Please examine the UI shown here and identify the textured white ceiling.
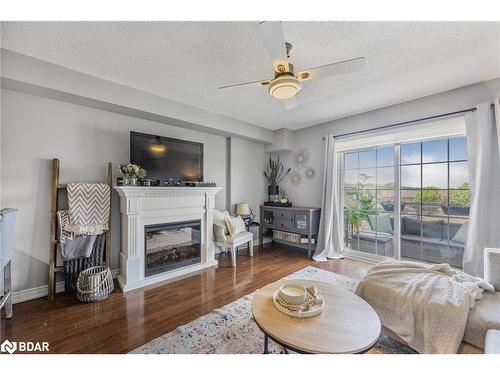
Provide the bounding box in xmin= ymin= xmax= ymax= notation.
xmin=2 ymin=21 xmax=500 ymax=130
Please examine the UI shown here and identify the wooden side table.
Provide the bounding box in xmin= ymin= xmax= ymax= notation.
xmin=251 ymin=279 xmax=381 ymax=354
xmin=245 ymin=221 xmax=259 ymax=232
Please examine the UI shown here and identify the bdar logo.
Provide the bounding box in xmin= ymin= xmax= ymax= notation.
xmin=1 ymin=339 xmax=17 ymax=354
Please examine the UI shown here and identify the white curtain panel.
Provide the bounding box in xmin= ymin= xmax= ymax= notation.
xmin=313 ymin=135 xmax=344 ymax=261
xmin=463 ymin=101 xmax=500 ymax=277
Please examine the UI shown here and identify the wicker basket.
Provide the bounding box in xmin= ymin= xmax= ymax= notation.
xmin=76 ymin=266 xmax=114 ymax=302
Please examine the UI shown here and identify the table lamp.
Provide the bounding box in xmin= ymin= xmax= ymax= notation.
xmin=236 ymin=203 xmax=251 ymax=225
xmin=236 ymin=203 xmax=250 ymax=216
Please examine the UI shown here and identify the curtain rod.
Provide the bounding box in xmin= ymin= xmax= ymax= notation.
xmin=322 ymin=107 xmax=477 ymax=140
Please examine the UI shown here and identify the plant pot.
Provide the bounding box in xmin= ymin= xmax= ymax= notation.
xmin=268 ymin=185 xmax=279 ymax=195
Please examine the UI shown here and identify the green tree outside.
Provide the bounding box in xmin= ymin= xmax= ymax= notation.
xmin=414 ymin=186 xmax=441 ymax=203
xmin=450 ymin=183 xmax=470 ymax=207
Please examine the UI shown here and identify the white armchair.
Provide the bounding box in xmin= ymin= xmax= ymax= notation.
xmin=213 ymin=209 xmax=253 ymax=268
xmin=1 ymin=208 xmax=17 ymax=320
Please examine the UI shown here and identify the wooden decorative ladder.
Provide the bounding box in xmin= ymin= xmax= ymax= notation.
xmin=48 ymin=158 xmax=113 ymax=300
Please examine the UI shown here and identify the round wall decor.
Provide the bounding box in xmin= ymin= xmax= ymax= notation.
xmin=305 ymin=168 xmax=315 ymax=179
xmin=293 ymin=149 xmax=310 ymax=169
xmin=291 ymin=172 xmax=301 ymax=185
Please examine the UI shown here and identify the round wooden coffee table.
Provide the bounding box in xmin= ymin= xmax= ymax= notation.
xmin=251 ymin=279 xmax=381 ymax=354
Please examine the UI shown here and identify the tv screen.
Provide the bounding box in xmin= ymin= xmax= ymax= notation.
xmin=130 ymin=131 xmax=203 ymax=184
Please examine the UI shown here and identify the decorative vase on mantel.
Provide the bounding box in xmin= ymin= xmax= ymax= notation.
xmin=119 ymin=163 xmax=147 ymax=187
xmin=123 ymin=176 xmax=138 ymax=186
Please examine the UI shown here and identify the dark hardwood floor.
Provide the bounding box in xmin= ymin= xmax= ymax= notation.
xmin=0 ymin=245 xmax=370 ymax=354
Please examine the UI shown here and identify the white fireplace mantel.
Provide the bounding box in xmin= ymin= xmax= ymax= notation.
xmin=114 ymin=186 xmax=222 ymax=292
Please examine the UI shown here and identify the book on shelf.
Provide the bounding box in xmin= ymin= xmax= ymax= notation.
xmin=300 ymin=237 xmax=315 ymax=244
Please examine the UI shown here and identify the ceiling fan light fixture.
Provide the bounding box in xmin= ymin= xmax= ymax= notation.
xmin=268 ymin=76 xmax=302 ymax=100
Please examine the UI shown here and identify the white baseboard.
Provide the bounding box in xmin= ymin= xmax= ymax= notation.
xmin=12 ymin=268 xmax=120 ymax=304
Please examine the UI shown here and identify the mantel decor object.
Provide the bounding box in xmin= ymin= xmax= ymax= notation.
xmin=119 ymin=163 xmax=147 ymax=186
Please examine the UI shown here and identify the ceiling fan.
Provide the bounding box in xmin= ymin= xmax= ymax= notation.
xmin=217 ymin=21 xmax=366 ymax=110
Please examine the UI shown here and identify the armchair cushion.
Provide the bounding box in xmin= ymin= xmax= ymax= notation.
xmin=213 ymin=209 xmax=230 ymax=235
xmin=213 ymin=223 xmax=227 ymax=244
xmin=225 ymin=215 xmax=246 ymax=236
xmin=226 ymin=231 xmax=253 ymax=245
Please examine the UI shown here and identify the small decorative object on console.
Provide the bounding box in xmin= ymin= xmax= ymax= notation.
xmin=197 ymin=181 xmax=217 ymax=187
xmin=264 ymin=201 xmax=292 ymax=207
xmin=279 ymin=188 xmax=288 ymax=203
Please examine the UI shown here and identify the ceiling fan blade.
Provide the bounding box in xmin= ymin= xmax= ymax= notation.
xmin=283 ymin=97 xmax=298 ymax=110
xmin=218 ymin=79 xmax=271 ymax=90
xmin=258 ymin=21 xmax=287 ymax=62
xmin=297 ymin=57 xmax=366 ymax=82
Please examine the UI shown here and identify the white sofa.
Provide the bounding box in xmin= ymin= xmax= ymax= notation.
xmin=380 ymin=250 xmax=500 ymax=353
xmin=213 ymin=209 xmax=253 ymax=268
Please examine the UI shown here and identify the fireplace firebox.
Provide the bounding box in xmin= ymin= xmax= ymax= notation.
xmin=144 ymin=220 xmax=201 ymax=277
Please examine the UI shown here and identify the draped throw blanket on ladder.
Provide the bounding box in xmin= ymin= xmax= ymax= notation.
xmin=313 ymin=135 xmax=344 ymax=260
xmin=463 ymin=100 xmax=500 ymax=277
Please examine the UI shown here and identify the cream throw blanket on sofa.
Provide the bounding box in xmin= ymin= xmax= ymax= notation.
xmin=356 ymin=260 xmax=494 ymax=353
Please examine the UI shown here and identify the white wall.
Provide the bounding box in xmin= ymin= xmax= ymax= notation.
xmin=228 ymin=136 xmax=267 ymax=244
xmin=278 ymin=78 xmax=500 ymax=208
xmin=229 ymin=137 xmax=267 ymax=219
xmin=1 ymin=89 xmax=229 ymax=293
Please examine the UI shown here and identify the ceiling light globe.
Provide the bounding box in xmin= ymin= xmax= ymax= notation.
xmin=268 ymin=76 xmax=302 ymax=100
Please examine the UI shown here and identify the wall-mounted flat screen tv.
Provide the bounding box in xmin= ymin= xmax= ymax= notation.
xmin=130 ymin=131 xmax=203 ymax=184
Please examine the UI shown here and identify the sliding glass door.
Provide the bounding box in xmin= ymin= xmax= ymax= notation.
xmin=343 ymin=146 xmax=395 ymax=258
xmin=341 ymin=135 xmax=469 ymax=267
xmin=399 ymin=136 xmax=469 ymax=267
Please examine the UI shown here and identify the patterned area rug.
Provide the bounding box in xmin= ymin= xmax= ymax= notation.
xmin=130 ymin=266 xmax=416 ymax=354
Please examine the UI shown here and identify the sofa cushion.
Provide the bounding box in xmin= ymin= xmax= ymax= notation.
xmin=402 ymin=216 xmax=421 ymax=236
xmin=452 ymin=222 xmax=468 ymax=244
xmin=368 ymin=213 xmax=393 ymax=234
xmin=463 ymin=291 xmax=500 ymax=349
xmin=422 ymin=219 xmax=446 ymax=239
xmin=449 ymin=222 xmax=463 ymax=238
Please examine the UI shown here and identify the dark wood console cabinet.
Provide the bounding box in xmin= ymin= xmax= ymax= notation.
xmin=259 ymin=205 xmax=321 ymax=258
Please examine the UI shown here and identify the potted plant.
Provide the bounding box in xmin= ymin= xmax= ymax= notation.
xmin=264 ymin=156 xmax=291 ymax=200
xmin=119 ymin=163 xmax=147 ymax=186
xmin=279 ymin=188 xmax=288 ymax=203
